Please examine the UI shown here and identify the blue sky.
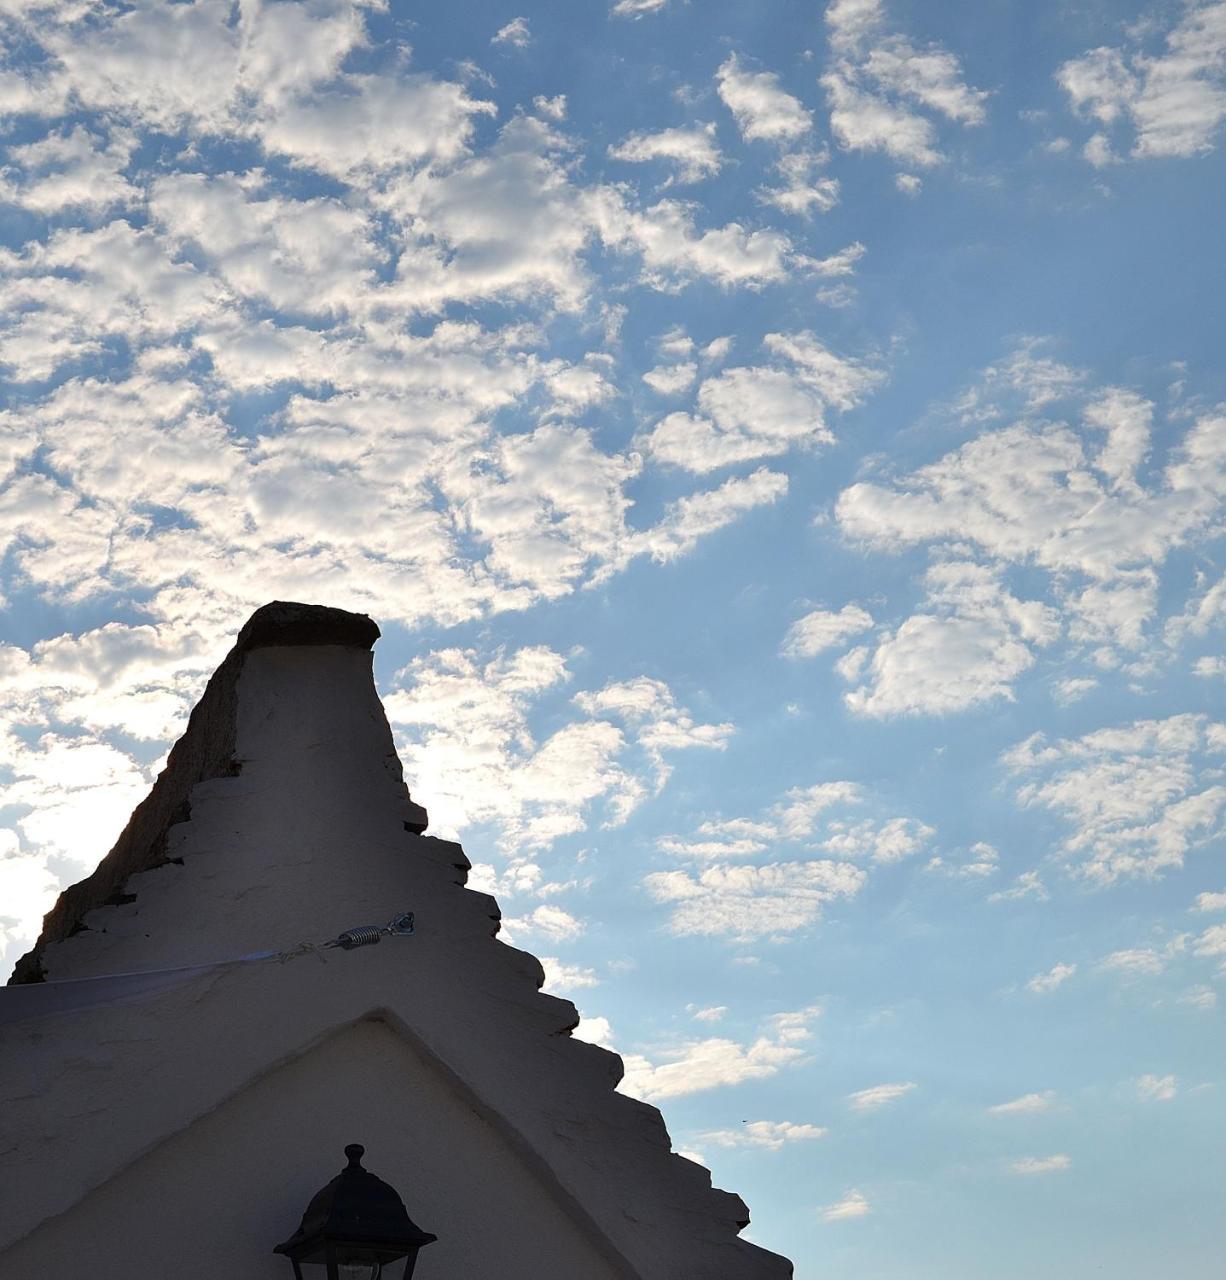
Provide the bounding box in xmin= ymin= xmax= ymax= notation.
xmin=1 ymin=0 xmax=1225 ymax=1274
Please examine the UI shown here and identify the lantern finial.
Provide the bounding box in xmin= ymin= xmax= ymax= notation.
xmin=275 ymin=1141 xmax=436 ymax=1275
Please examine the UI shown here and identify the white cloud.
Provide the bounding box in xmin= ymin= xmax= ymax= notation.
xmin=592 ymin=192 xmax=798 ymax=290
xmin=641 ymin=331 xmax=881 ymax=473
xmin=988 ymin=1091 xmax=1057 ymax=1116
xmin=844 ymin=560 xmax=1060 ymax=717
xmin=379 ymin=116 xmax=594 ymax=313
xmin=609 ymin=125 xmax=722 ymax=184
xmin=1053 ymin=677 xmax=1098 ymax=705
xmin=861 ymin=38 xmax=988 ymax=124
xmin=466 ymin=860 xmax=543 ymax=898
xmin=782 ymin=604 xmax=874 ymax=657
xmin=773 ymin=781 xmax=864 ymax=838
xmin=1058 ymin=48 xmax=1137 ymax=127
xmin=826 ymin=0 xmax=886 ymax=54
xmin=610 ymin=0 xmax=668 ymax=15
xmin=386 ymin=646 xmax=731 ymax=851
xmin=0 ymin=833 xmax=60 ymax=954
xmin=68 ymin=0 xmax=383 ymax=128
xmin=503 ymin=904 xmax=584 ymax=943
xmin=41 ymin=0 xmax=240 ymax=132
xmin=1167 ymin=571 xmax=1226 ymax=648
xmin=759 ymin=149 xmax=841 ymax=216
xmin=927 ymin=841 xmax=999 ymax=879
xmin=620 ymin=1006 xmax=819 ymax=1101
xmin=0 ymin=127 xmax=137 ymax=212
xmin=1026 ymin=962 xmax=1076 ymax=994
xmin=810 ymin=241 xmax=868 ymax=279
xmin=0 ymin=290 xmax=777 ymax=664
xmin=491 ymin=16 xmax=530 ymax=47
xmin=149 ymin=172 xmax=379 ymax=316
xmin=989 ymin=870 xmax=1048 ymax=904
xmin=696 ymin=1120 xmax=827 ymax=1150
xmin=1101 ymin=946 xmax=1170 ymax=978
xmin=657 ymin=835 xmax=770 ymax=861
xmin=532 ymin=94 xmax=567 ymax=120
xmin=1057 ymin=3 xmax=1226 ymax=161
xmin=846 ymin=1081 xmax=916 ymax=1111
xmin=1083 ymin=132 xmax=1116 ymax=166
xmin=1135 ymin=1073 xmax=1178 ymax=1102
xmin=646 ymin=861 xmax=866 ymax=940
xmin=652 ymin=779 xmax=928 ymax=933
xmin=837 ymin=374 xmax=1225 ymax=584
xmin=823 ymin=71 xmax=942 ymax=167
xmin=822 ymin=0 xmax=987 ymax=169
xmin=821 ymin=816 xmax=934 ymax=864
xmin=1004 ymin=714 xmax=1226 ymax=883
xmin=1011 ymin=1154 xmax=1071 ymax=1175
xmin=382 ymin=115 xmax=804 ymax=311
xmin=701 ymin=335 xmax=734 ymax=364
xmin=572 ymin=1013 xmax=615 ymax=1048
xmin=821 ymin=1188 xmax=870 ymax=1220
xmin=659 ymin=783 xmax=861 ymax=859
xmin=716 ymin=54 xmax=812 ymax=143
xmin=836 ymin=354 xmax=1226 ymax=693
xmin=261 ymin=72 xmax=497 ymax=177
xmin=614 ymin=467 xmax=790 ymax=569
xmin=1 ymin=734 xmax=152 ymax=869
xmin=1193 ymin=891 xmax=1226 ymax=913
xmin=642 ymin=362 xmax=698 ymax=395
xmin=834 ymin=646 xmax=869 ymax=682
xmin=654 ymin=326 xmax=694 ymax=359
xmin=1194 ymin=923 xmax=1226 ymax=959
xmin=0 ymin=221 xmax=223 ymax=381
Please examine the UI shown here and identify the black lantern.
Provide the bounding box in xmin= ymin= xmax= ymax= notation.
xmin=274 ymin=1143 xmax=437 ymax=1280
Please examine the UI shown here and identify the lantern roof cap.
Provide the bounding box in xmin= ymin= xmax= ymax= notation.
xmin=274 ymin=1143 xmax=437 ymax=1261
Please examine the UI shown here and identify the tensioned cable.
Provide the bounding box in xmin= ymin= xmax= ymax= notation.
xmin=0 ymin=911 xmax=415 ymax=1028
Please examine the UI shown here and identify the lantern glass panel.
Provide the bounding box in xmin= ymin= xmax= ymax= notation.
xmin=337 ymin=1264 xmax=381 ymax=1280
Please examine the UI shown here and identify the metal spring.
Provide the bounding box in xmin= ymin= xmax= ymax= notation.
xmin=334 ymin=924 xmax=384 ymax=950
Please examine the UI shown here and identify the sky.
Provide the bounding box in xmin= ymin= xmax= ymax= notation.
xmin=0 ymin=0 xmax=1224 ymax=1273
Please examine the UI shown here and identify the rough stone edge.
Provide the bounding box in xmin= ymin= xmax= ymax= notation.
xmin=7 ymin=602 xmax=381 ymax=985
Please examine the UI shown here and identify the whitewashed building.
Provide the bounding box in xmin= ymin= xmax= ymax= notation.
xmin=1 ymin=602 xmax=794 ymax=1279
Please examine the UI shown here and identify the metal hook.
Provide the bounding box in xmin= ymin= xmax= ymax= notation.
xmin=384 ymin=911 xmax=415 ymax=936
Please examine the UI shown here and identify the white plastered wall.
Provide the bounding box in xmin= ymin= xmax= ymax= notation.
xmin=0 ymin=638 xmax=792 ymax=1279
xmin=1 ymin=1017 xmax=626 ymax=1279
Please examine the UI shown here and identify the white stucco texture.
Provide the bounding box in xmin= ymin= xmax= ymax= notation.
xmin=0 ymin=609 xmax=794 ymax=1279
xmin=2 ymin=1017 xmax=627 ymax=1278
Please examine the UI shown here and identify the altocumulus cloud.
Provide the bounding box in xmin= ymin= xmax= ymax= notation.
xmin=1057 ymin=2 xmax=1226 ymax=164
xmin=0 ymin=4 xmax=1223 ymax=1271
xmin=619 ymin=1006 xmax=821 ymax=1101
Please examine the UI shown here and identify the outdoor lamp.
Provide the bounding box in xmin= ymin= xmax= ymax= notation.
xmin=274 ymin=1143 xmax=437 ymax=1280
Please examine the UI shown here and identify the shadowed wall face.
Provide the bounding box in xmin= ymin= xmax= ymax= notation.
xmin=2 ymin=1018 xmax=626 ymax=1280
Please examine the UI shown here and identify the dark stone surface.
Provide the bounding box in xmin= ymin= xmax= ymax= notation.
xmin=8 ymin=603 xmax=381 ymax=984
xmin=236 ymin=601 xmax=379 ymax=652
